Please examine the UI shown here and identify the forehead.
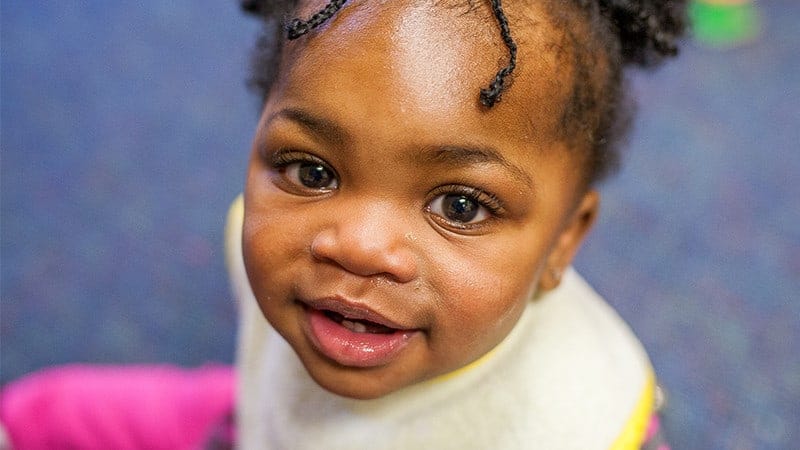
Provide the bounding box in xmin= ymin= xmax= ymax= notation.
xmin=277 ymin=0 xmax=576 ymax=143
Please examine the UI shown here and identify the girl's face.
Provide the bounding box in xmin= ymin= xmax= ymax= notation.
xmin=243 ymin=0 xmax=598 ymax=399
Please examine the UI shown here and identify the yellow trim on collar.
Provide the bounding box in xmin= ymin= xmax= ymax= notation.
xmin=609 ymin=368 xmax=656 ymax=450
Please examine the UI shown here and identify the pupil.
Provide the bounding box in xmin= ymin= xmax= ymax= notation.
xmin=299 ymin=163 xmax=331 ymax=188
xmin=445 ymin=194 xmax=478 ymax=222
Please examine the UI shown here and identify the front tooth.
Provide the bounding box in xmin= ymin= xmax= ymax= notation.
xmin=341 ymin=319 xmax=367 ymax=333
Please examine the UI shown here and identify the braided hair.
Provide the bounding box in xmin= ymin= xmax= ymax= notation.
xmin=240 ymin=0 xmax=686 ymax=185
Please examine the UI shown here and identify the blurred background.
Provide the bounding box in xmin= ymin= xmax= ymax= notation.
xmin=1 ymin=1 xmax=797 ymax=448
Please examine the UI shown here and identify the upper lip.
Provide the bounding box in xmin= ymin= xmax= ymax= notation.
xmin=299 ymin=296 xmax=414 ymax=331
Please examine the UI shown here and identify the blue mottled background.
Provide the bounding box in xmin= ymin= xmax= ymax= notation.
xmin=1 ymin=1 xmax=798 ymax=448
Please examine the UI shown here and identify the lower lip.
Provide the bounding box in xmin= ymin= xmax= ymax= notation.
xmin=304 ymin=307 xmax=416 ymax=368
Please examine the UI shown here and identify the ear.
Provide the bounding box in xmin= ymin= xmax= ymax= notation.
xmin=537 ymin=190 xmax=599 ymax=291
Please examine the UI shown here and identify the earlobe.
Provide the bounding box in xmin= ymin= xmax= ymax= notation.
xmin=538 ymin=190 xmax=600 ymax=291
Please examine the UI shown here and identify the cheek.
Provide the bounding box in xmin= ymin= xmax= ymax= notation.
xmin=428 ymin=239 xmax=545 ymax=349
xmin=242 ymin=219 xmax=280 ymax=300
xmin=242 ymin=199 xmax=307 ymax=300
xmin=244 ymin=160 xmax=306 ymax=270
xmin=242 ymin=205 xmax=319 ymax=342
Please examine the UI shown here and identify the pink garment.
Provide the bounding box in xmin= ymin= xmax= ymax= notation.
xmin=0 ymin=364 xmax=235 ymax=450
xmin=642 ymin=414 xmax=671 ymax=450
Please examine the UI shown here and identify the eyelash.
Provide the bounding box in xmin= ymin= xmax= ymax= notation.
xmin=431 ymin=185 xmax=504 ymax=214
xmin=268 ymin=149 xmax=339 ymax=191
xmin=269 ymin=150 xmax=330 ymax=171
xmin=427 ymin=184 xmax=506 ymax=230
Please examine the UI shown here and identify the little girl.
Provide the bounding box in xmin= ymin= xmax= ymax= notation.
xmin=232 ymin=0 xmax=684 ymax=448
xmin=1 ymin=0 xmax=685 ymax=448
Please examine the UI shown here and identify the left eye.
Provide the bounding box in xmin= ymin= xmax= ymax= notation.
xmin=428 ymin=193 xmax=491 ymax=226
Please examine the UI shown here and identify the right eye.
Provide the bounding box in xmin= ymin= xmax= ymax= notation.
xmin=284 ymin=161 xmax=338 ymax=190
xmin=270 ymin=151 xmax=339 ymax=192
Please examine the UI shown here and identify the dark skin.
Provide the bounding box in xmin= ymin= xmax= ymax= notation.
xmin=243 ymin=0 xmax=599 ymax=399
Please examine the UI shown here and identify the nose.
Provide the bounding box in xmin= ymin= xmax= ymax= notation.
xmin=310 ymin=199 xmax=418 ymax=283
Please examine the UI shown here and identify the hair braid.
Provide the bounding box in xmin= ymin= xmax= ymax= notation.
xmin=278 ymin=0 xmax=517 ymax=107
xmin=479 ymin=0 xmax=518 ymax=107
xmin=286 ymin=0 xmax=349 ymax=40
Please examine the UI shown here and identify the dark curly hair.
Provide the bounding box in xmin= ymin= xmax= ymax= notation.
xmin=239 ymin=0 xmax=686 ymax=185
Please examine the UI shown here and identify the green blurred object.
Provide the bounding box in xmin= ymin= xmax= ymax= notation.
xmin=689 ymin=0 xmax=761 ymax=48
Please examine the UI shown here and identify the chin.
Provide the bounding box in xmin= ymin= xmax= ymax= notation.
xmin=304 ymin=361 xmax=414 ymax=400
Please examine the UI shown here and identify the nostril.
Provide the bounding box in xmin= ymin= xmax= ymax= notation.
xmin=309 ymin=227 xmax=418 ymax=283
xmin=379 ymin=253 xmax=418 ymax=284
xmin=309 ymin=229 xmax=338 ymax=263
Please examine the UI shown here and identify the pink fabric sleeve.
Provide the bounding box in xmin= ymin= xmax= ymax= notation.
xmin=0 ymin=364 xmax=235 ymax=450
xmin=641 ymin=414 xmax=671 ymax=450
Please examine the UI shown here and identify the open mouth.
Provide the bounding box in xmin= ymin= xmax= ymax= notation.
xmin=323 ymin=310 xmax=397 ymax=334
xmin=302 ymin=301 xmax=418 ymax=368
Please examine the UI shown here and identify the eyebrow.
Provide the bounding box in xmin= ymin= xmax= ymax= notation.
xmin=418 ymin=145 xmax=534 ymax=189
xmin=267 ymin=107 xmax=533 ymax=189
xmin=267 ymin=107 xmax=350 ymax=146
